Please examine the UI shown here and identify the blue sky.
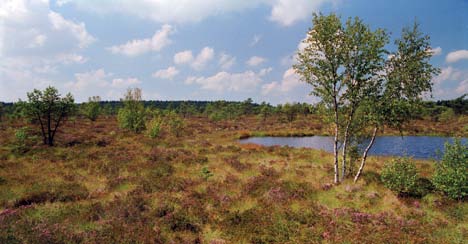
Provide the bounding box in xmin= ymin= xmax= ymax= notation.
xmin=1 ymin=0 xmax=467 ymax=103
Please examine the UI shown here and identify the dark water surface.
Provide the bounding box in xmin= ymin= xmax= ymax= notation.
xmin=239 ymin=136 xmax=467 ymax=159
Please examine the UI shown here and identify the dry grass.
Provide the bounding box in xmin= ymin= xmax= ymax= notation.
xmin=0 ymin=115 xmax=466 ymax=243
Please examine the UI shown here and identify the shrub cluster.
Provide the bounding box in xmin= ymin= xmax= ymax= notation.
xmin=432 ymin=139 xmax=468 ymax=200
xmin=381 ymin=158 xmax=418 ymax=197
xmin=381 ymin=139 xmax=467 ymax=200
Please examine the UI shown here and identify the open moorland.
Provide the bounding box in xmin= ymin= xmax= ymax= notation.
xmin=1 ymin=113 xmax=467 ymax=243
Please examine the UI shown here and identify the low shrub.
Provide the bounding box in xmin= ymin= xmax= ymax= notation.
xmin=200 ymin=167 xmax=214 ymax=181
xmin=12 ymin=127 xmax=35 ymax=154
xmin=167 ymin=112 xmax=185 ymax=137
xmin=381 ymin=158 xmax=418 ymax=197
xmin=432 ymin=139 xmax=468 ymax=200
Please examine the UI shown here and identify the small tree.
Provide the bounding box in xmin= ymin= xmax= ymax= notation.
xmin=167 ymin=111 xmax=185 ymax=137
xmin=281 ymin=103 xmax=298 ymax=123
xmin=23 ymin=86 xmax=75 ymax=146
xmin=146 ymin=116 xmax=163 ymax=139
xmin=82 ymin=96 xmax=101 ymax=121
xmin=258 ymin=102 xmax=273 ymax=122
xmin=438 ymin=108 xmax=455 ymax=122
xmin=381 ymin=158 xmax=418 ymax=197
xmin=294 ymin=13 xmax=388 ymax=183
xmin=353 ymin=22 xmax=439 ymax=182
xmin=432 ymin=139 xmax=468 ymax=200
xmin=118 ymin=88 xmax=146 ymax=133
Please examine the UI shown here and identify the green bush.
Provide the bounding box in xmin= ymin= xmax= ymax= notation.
xmin=167 ymin=112 xmax=184 ymax=137
xmin=13 ymin=127 xmax=29 ymax=154
xmin=117 ymin=88 xmax=146 ymax=133
xmin=439 ymin=108 xmax=455 ymax=122
xmin=432 ymin=139 xmax=468 ymax=200
xmin=381 ymin=158 xmax=418 ymax=196
xmin=81 ymin=96 xmax=101 ymax=121
xmin=200 ymin=167 xmax=213 ymax=180
xmin=146 ymin=116 xmax=162 ymax=139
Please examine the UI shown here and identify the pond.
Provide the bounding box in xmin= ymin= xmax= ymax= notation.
xmin=239 ymin=136 xmax=467 ymax=160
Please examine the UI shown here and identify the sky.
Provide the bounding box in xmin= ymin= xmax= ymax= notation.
xmin=0 ymin=0 xmax=467 ymax=103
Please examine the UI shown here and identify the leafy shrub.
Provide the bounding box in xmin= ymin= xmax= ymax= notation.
xmin=432 ymin=139 xmax=468 ymax=200
xmin=117 ymin=88 xmax=146 ymax=133
xmin=439 ymin=108 xmax=455 ymax=122
xmin=167 ymin=112 xmax=185 ymax=137
xmin=118 ymin=107 xmax=146 ymax=133
xmin=200 ymin=167 xmax=214 ymax=180
xmin=81 ymin=96 xmax=101 ymax=121
xmin=12 ymin=127 xmax=29 ymax=154
xmin=381 ymin=158 xmax=418 ymax=196
xmin=146 ymin=116 xmax=163 ymax=139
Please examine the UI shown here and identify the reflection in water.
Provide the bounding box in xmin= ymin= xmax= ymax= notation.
xmin=239 ymin=136 xmax=467 ymax=160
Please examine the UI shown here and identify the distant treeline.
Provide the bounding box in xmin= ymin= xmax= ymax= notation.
xmin=1 ymin=94 xmax=466 ymax=122
xmin=423 ymin=94 xmax=468 ymax=115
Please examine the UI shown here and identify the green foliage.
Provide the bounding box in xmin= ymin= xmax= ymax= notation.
xmin=200 ymin=166 xmax=213 ymax=180
xmin=381 ymin=158 xmax=418 ymax=196
xmin=167 ymin=111 xmax=184 ymax=137
xmin=258 ymin=102 xmax=273 ymax=121
xmin=432 ymin=139 xmax=468 ymax=200
xmin=23 ymin=86 xmax=75 ymax=146
xmin=280 ymin=103 xmax=299 ymax=122
xmin=81 ymin=96 xmax=101 ymax=121
xmin=117 ymin=88 xmax=146 ymax=133
xmin=146 ymin=116 xmax=163 ymax=139
xmin=435 ymin=94 xmax=468 ymax=115
xmin=177 ymin=101 xmax=198 ymax=118
xmin=439 ymin=108 xmax=455 ymax=122
xmin=12 ymin=127 xmax=31 ymax=154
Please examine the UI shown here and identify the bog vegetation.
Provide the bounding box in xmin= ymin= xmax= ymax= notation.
xmin=0 ymin=13 xmax=467 ymax=244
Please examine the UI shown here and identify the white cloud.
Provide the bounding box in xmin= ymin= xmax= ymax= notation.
xmin=152 ymin=66 xmax=179 ymax=80
xmin=56 ymin=0 xmax=333 ymax=26
xmin=48 ymin=11 xmax=95 ymax=48
xmin=247 ymin=56 xmax=267 ymax=67
xmin=456 ymin=79 xmax=468 ymax=94
xmin=66 ymin=69 xmax=109 ymax=91
xmin=250 ymin=34 xmax=262 ymax=47
xmin=55 ymin=53 xmax=88 ymax=64
xmin=27 ymin=34 xmax=47 ymax=48
xmin=269 ymin=0 xmax=330 ymax=26
xmin=191 ymin=46 xmax=215 ymax=70
xmin=446 ymin=50 xmax=468 ymax=63
xmin=219 ymin=53 xmax=236 ymax=70
xmin=432 ymin=66 xmax=468 ymax=99
xmin=108 ymin=24 xmax=174 ymax=56
xmin=259 ymin=67 xmax=273 ymax=76
xmin=433 ymin=66 xmax=464 ymax=85
xmin=185 ymin=69 xmax=269 ymax=92
xmin=0 ymin=0 xmax=93 ymax=102
xmin=174 ymin=50 xmax=194 ymax=64
xmin=111 ymin=77 xmax=141 ymax=88
xmin=64 ymin=69 xmax=142 ymax=101
xmin=429 ymin=47 xmax=442 ymax=56
xmin=262 ymin=68 xmax=303 ymax=94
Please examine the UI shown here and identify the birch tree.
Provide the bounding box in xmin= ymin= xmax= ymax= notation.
xmin=294 ymin=13 xmax=388 ymax=183
xmin=295 ymin=13 xmax=346 ymax=183
xmin=353 ymin=22 xmax=440 ymax=182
